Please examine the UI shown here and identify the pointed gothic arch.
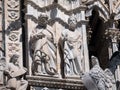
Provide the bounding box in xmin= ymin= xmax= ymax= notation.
xmin=87 ymin=7 xmax=109 ymax=69
xmin=86 ymin=1 xmax=109 ymax=21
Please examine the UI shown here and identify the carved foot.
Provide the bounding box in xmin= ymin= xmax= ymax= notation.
xmin=34 ymin=72 xmax=42 ymax=76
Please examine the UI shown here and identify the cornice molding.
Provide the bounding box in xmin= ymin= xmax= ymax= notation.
xmin=26 ymin=75 xmax=86 ymax=90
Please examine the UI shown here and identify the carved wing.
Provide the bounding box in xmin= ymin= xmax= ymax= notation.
xmin=82 ymin=65 xmax=107 ymax=90
xmin=104 ymin=69 xmax=116 ymax=89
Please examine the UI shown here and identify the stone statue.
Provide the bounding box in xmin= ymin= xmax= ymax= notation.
xmin=4 ymin=54 xmax=28 ymax=90
xmin=30 ymin=13 xmax=57 ymax=76
xmin=89 ymin=56 xmax=114 ymax=90
xmin=82 ymin=51 xmax=120 ymax=90
xmin=60 ymin=15 xmax=83 ymax=77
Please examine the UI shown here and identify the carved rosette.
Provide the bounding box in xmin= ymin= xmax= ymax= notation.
xmin=5 ymin=0 xmax=22 ymax=65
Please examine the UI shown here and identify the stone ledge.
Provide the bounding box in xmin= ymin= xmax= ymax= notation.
xmin=26 ymin=75 xmax=86 ymax=90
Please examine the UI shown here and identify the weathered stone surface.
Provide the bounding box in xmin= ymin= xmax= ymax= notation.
xmin=1 ymin=0 xmax=120 ymax=90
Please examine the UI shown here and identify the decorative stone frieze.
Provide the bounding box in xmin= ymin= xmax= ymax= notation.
xmin=4 ymin=0 xmax=23 ymax=66
xmin=26 ymin=75 xmax=86 ymax=90
xmin=3 ymin=0 xmax=120 ymax=90
xmin=26 ymin=0 xmax=90 ymax=89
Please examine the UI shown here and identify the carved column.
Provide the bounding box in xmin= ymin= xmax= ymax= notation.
xmin=80 ymin=6 xmax=89 ymax=72
xmin=4 ymin=0 xmax=23 ymax=66
xmin=105 ymin=27 xmax=120 ymax=81
xmin=0 ymin=0 xmax=5 ymax=85
xmin=0 ymin=0 xmax=3 ymax=55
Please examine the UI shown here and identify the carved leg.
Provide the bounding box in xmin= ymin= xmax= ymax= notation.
xmin=16 ymin=80 xmax=21 ymax=90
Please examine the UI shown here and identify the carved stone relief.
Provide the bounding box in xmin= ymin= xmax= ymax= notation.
xmin=4 ymin=54 xmax=28 ymax=90
xmin=7 ymin=0 xmax=19 ymax=8
xmin=8 ymin=10 xmax=19 ymax=19
xmin=82 ymin=52 xmax=120 ymax=90
xmin=8 ymin=43 xmax=20 ymax=53
xmin=5 ymin=0 xmax=22 ymax=65
xmin=26 ymin=0 xmax=90 ymax=81
xmin=30 ymin=13 xmax=57 ymax=76
xmin=60 ymin=15 xmax=83 ymax=77
xmin=1 ymin=0 xmax=120 ymax=89
xmin=8 ymin=32 xmax=19 ymax=41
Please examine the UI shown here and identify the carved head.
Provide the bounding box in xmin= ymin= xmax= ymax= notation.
xmin=91 ymin=56 xmax=99 ymax=67
xmin=68 ymin=15 xmax=77 ymax=30
xmin=10 ymin=54 xmax=19 ymax=65
xmin=38 ymin=13 xmax=48 ymax=26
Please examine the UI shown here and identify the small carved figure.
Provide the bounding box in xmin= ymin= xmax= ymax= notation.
xmin=4 ymin=54 xmax=28 ymax=90
xmin=60 ymin=15 xmax=83 ymax=77
xmin=30 ymin=13 xmax=57 ymax=76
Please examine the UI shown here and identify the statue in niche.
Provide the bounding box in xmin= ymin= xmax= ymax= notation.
xmin=82 ymin=52 xmax=120 ymax=90
xmin=30 ymin=13 xmax=57 ymax=76
xmin=60 ymin=15 xmax=83 ymax=77
xmin=4 ymin=54 xmax=28 ymax=90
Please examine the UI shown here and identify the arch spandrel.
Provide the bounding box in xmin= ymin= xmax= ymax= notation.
xmin=85 ymin=0 xmax=109 ymax=21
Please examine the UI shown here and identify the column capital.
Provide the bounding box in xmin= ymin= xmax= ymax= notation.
xmin=104 ymin=28 xmax=120 ymax=41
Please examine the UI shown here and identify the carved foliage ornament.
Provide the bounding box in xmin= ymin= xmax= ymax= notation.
xmin=105 ymin=29 xmax=120 ymax=40
xmin=8 ymin=10 xmax=19 ymax=19
xmin=9 ymin=32 xmax=18 ymax=41
xmin=8 ymin=43 xmax=20 ymax=56
xmin=7 ymin=0 xmax=19 ymax=8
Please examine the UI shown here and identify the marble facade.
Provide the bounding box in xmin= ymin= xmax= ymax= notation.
xmin=0 ymin=0 xmax=120 ymax=90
